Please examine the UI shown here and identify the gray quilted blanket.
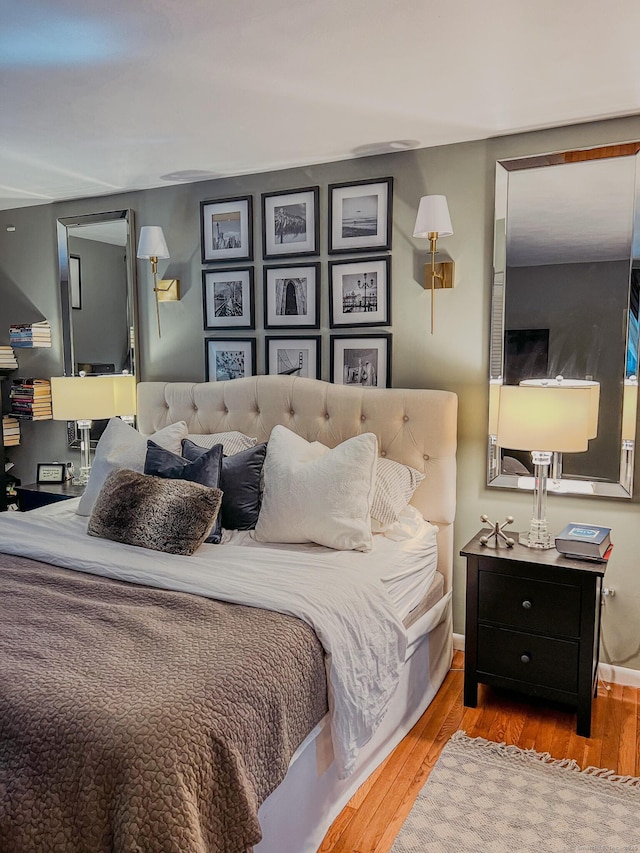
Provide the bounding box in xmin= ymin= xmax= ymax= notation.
xmin=0 ymin=554 xmax=328 ymax=853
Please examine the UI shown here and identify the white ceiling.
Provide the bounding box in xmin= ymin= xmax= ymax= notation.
xmin=2 ymin=0 xmax=640 ymax=212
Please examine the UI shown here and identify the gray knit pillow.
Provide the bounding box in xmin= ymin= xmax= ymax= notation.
xmin=88 ymin=468 xmax=222 ymax=556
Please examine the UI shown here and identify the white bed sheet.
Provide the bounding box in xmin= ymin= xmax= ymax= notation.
xmin=223 ymin=504 xmax=439 ymax=621
xmin=0 ymin=499 xmax=408 ymax=778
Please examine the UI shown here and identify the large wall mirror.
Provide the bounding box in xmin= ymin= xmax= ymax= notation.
xmin=488 ymin=143 xmax=640 ymax=499
xmin=57 ymin=209 xmax=138 ymax=446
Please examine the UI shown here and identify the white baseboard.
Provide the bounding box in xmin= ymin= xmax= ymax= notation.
xmin=598 ymin=662 xmax=640 ymax=688
xmin=452 ymin=633 xmax=640 ymax=687
xmin=453 ymin=632 xmax=465 ymax=651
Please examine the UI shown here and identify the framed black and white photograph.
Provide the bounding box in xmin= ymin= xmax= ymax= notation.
xmin=264 ymin=262 xmax=320 ymax=329
xmin=201 ymin=196 xmax=253 ymax=263
xmin=262 ymin=186 xmax=319 ymax=259
xmin=328 ymin=177 xmax=393 ymax=254
xmin=330 ymin=333 xmax=392 ymax=388
xmin=265 ymin=336 xmax=321 ymax=380
xmin=205 ymin=338 xmax=256 ymax=382
xmin=202 ymin=267 xmax=255 ymax=331
xmin=70 ymin=254 xmax=81 ymax=309
xmin=329 ymin=256 xmax=391 ymax=328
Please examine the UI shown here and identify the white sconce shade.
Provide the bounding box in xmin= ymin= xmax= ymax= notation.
xmin=496 ymin=385 xmax=592 ymax=453
xmin=413 ymin=195 xmax=453 ymax=238
xmin=112 ymin=374 xmax=137 ymax=417
xmin=136 ymin=226 xmax=170 ymax=260
xmin=51 ymin=375 xmax=118 ymax=421
xmin=520 ymin=378 xmax=600 ymax=439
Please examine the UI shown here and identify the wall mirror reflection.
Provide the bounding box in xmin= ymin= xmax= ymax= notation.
xmin=488 ymin=143 xmax=640 ymax=499
xmin=57 ymin=209 xmax=138 ymax=447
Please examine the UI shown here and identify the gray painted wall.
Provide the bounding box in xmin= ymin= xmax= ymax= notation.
xmin=2 ymin=114 xmax=640 ymax=669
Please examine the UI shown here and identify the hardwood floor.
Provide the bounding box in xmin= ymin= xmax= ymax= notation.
xmin=318 ymin=650 xmax=640 ymax=853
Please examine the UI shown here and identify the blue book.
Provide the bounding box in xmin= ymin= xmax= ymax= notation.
xmin=555 ymin=523 xmax=611 ymax=560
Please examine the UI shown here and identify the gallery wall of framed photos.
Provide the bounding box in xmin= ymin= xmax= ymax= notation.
xmin=200 ymin=177 xmax=393 ymax=387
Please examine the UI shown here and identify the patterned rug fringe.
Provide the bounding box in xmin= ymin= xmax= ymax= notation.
xmin=451 ymin=730 xmax=640 ymax=789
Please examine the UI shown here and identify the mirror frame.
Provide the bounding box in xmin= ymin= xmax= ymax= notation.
xmin=57 ymin=209 xmax=139 ymax=447
xmin=488 ymin=143 xmax=640 ymax=499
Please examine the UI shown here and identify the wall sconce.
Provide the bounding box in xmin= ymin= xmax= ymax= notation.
xmin=413 ymin=195 xmax=454 ymax=334
xmin=136 ymin=226 xmax=181 ymax=337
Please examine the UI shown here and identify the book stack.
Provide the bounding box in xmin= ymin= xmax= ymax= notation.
xmin=9 ymin=378 xmax=53 ymax=420
xmin=0 ymin=346 xmax=18 ymax=370
xmin=9 ymin=321 xmax=52 ymax=348
xmin=555 ymin=522 xmax=612 ymax=561
xmin=2 ymin=415 xmax=20 ymax=446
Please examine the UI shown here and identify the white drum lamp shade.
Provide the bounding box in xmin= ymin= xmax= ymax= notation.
xmin=112 ymin=374 xmax=137 ymax=417
xmin=496 ymin=385 xmax=592 ymax=453
xmin=51 ymin=375 xmax=117 ymax=421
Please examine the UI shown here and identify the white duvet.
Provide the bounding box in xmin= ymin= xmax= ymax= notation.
xmin=0 ymin=500 xmax=410 ymax=778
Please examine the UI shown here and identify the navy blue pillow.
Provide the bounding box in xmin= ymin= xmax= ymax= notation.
xmin=144 ymin=440 xmax=224 ymax=543
xmin=182 ymin=439 xmax=267 ymax=531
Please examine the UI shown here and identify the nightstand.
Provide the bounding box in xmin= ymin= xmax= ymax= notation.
xmin=461 ymin=531 xmax=607 ymax=737
xmin=16 ymin=482 xmax=85 ymax=512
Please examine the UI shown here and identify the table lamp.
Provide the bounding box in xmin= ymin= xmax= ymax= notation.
xmin=496 ymin=384 xmax=594 ymax=548
xmin=112 ymin=373 xmax=137 ymax=425
xmin=51 ymin=374 xmax=117 ymax=484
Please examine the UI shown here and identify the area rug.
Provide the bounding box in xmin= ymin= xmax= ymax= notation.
xmin=391 ymin=731 xmax=640 ymax=852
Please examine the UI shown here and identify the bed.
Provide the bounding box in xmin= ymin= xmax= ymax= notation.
xmin=0 ymin=374 xmax=457 ymax=853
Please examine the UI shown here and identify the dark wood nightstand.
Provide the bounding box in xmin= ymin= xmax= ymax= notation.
xmin=16 ymin=482 xmax=85 ymax=512
xmin=461 ymin=531 xmax=607 ymax=737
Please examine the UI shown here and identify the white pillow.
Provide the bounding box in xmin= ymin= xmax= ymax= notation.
xmin=370 ymin=457 xmax=425 ymax=528
xmin=254 ymin=426 xmax=377 ymax=552
xmin=186 ymin=431 xmax=257 ymax=456
xmin=76 ymin=417 xmax=189 ymax=517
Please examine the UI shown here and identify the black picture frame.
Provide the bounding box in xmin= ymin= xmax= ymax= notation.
xmin=263 ymin=262 xmax=321 ymax=329
xmin=204 ymin=337 xmax=256 ymax=382
xmin=36 ymin=462 xmax=66 ymax=484
xmin=262 ymin=186 xmax=319 ymax=259
xmin=200 ymin=195 xmax=253 ymax=263
xmin=330 ymin=333 xmax=392 ymax=388
xmin=329 ymin=256 xmax=391 ymax=328
xmin=70 ymin=254 xmax=81 ymax=309
xmin=265 ymin=335 xmax=321 ymax=380
xmin=202 ymin=267 xmax=255 ymax=331
xmin=328 ymin=177 xmax=393 ymax=254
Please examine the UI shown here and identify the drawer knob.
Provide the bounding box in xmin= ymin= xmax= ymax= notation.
xmin=520 ymin=653 xmax=531 ymax=664
xmin=522 ymin=600 xmax=532 ymax=610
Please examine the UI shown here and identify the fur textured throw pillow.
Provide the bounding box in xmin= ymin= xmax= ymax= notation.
xmin=88 ymin=468 xmax=222 ymax=556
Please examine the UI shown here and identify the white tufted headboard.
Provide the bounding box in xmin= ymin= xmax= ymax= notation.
xmin=137 ymin=376 xmax=457 ymax=590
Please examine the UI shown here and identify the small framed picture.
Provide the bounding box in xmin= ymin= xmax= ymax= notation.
xmin=329 ymin=256 xmax=391 ymax=328
xmin=328 ymin=177 xmax=393 ymax=254
xmin=262 ymin=186 xmax=319 ymax=259
xmin=265 ymin=336 xmax=321 ymax=380
xmin=202 ymin=267 xmax=255 ymax=331
xmin=264 ymin=262 xmax=320 ymax=329
xmin=330 ymin=334 xmax=392 ymax=388
xmin=37 ymin=463 xmax=66 ymax=484
xmin=201 ymin=195 xmax=253 ymax=263
xmin=205 ymin=338 xmax=256 ymax=382
xmin=70 ymin=254 xmax=82 ymax=309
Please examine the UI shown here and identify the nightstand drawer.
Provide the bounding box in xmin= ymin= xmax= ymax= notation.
xmin=478 ymin=571 xmax=581 ymax=638
xmin=477 ymin=624 xmax=579 ymax=693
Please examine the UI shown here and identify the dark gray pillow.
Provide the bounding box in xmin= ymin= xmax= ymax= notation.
xmin=182 ymin=439 xmax=267 ymax=531
xmin=144 ymin=439 xmax=224 ymax=543
xmin=87 ymin=468 xmax=222 ymax=556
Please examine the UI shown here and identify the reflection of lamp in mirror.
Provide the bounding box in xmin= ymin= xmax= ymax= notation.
xmin=487 ymin=378 xmax=502 ymax=481
xmin=112 ymin=373 xmax=137 ymax=426
xmin=622 ymin=375 xmax=638 ymax=488
xmin=520 ymin=377 xmax=600 ymax=480
xmin=496 ymin=384 xmax=594 ymax=549
xmin=413 ymin=195 xmax=454 ymax=335
xmin=136 ymin=226 xmax=180 ymax=338
xmin=51 ymin=375 xmax=117 ymax=485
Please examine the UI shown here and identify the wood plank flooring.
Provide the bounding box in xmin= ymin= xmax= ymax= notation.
xmin=318 ymin=650 xmax=640 ymax=853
